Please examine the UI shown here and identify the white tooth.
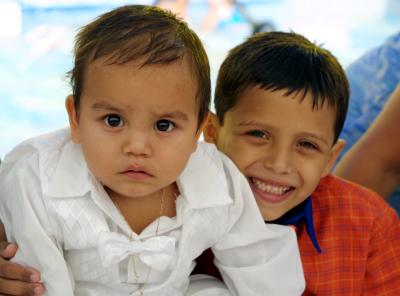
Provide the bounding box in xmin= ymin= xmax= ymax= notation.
xmin=253 ymin=178 xmax=289 ymax=195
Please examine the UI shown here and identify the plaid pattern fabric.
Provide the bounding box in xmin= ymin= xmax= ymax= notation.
xmin=299 ymin=174 xmax=400 ymax=295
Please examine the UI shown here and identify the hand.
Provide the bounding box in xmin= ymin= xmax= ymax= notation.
xmin=0 ymin=242 xmax=45 ymax=296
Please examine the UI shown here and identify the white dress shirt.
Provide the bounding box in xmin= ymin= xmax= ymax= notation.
xmin=0 ymin=128 xmax=304 ymax=296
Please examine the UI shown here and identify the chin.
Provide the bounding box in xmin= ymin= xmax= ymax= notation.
xmin=264 ymin=213 xmax=284 ymax=222
xmin=259 ymin=208 xmax=285 ymax=222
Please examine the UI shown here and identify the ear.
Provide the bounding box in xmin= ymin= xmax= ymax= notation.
xmin=197 ymin=112 xmax=210 ymax=137
xmin=203 ymin=112 xmax=220 ymax=144
xmin=322 ymin=139 xmax=346 ymax=177
xmin=65 ymin=95 xmax=81 ymax=143
xmin=190 ymin=112 xmax=210 ymax=153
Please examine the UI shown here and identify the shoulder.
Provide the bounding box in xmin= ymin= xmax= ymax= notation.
xmin=178 ymin=142 xmax=232 ymax=208
xmin=313 ymin=174 xmax=398 ymax=227
xmin=195 ymin=142 xmax=244 ymax=177
xmin=192 ymin=142 xmax=250 ymax=197
xmin=0 ymin=130 xmax=71 ymax=233
xmin=191 ymin=142 xmax=260 ymax=214
xmin=1 ymin=128 xmax=70 ymax=172
xmin=0 ymin=128 xmax=75 ymax=198
xmin=187 ymin=142 xmax=243 ymax=181
xmin=193 ymin=142 xmax=230 ymax=163
xmin=179 ymin=142 xmax=250 ymax=210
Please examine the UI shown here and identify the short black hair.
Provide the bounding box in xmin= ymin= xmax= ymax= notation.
xmin=69 ymin=5 xmax=210 ymax=127
xmin=214 ymin=31 xmax=349 ymax=143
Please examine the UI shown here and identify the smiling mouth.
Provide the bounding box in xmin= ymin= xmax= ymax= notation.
xmin=250 ymin=177 xmax=293 ymax=195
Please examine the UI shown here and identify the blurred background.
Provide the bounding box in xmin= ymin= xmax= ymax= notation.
xmin=0 ymin=0 xmax=399 ymax=158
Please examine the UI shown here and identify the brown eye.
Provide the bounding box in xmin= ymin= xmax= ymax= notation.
xmin=299 ymin=141 xmax=318 ymax=150
xmin=154 ymin=119 xmax=175 ymax=132
xmin=104 ymin=114 xmax=123 ymax=127
xmin=247 ymin=130 xmax=268 ymax=139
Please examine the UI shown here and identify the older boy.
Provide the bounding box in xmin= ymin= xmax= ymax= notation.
xmin=202 ymin=31 xmax=400 ymax=295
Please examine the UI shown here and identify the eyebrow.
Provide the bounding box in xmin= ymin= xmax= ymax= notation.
xmin=91 ymin=102 xmax=189 ymax=121
xmin=299 ymin=132 xmax=329 ymax=146
xmin=238 ymin=120 xmax=329 ymax=146
xmin=91 ymin=102 xmax=124 ymax=113
xmin=238 ymin=120 xmax=276 ymax=131
xmin=157 ymin=111 xmax=189 ymax=121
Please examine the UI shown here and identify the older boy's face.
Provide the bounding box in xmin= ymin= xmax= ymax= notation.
xmin=205 ymin=87 xmax=344 ymax=221
xmin=66 ymin=57 xmax=202 ymax=201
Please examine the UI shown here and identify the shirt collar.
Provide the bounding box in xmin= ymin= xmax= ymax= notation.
xmin=177 ymin=142 xmax=233 ymax=210
xmin=268 ymin=197 xmax=322 ymax=253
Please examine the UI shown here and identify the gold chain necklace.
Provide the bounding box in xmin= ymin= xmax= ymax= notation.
xmin=115 ymin=189 xmax=165 ymax=296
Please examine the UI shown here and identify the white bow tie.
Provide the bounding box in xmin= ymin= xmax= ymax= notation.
xmin=98 ymin=231 xmax=176 ymax=272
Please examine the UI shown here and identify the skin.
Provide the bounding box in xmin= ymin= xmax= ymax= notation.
xmin=204 ymin=86 xmax=344 ymax=221
xmin=335 ymin=85 xmax=400 ymax=197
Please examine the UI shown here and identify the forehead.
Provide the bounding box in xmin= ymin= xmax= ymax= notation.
xmin=85 ymin=53 xmax=195 ymax=83
xmin=228 ymin=87 xmax=336 ymax=140
xmin=82 ymin=55 xmax=198 ymax=107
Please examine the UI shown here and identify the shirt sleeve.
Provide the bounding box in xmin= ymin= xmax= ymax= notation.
xmin=363 ymin=200 xmax=400 ymax=295
xmin=211 ymin=154 xmax=305 ymax=296
xmin=0 ymin=150 xmax=75 ymax=296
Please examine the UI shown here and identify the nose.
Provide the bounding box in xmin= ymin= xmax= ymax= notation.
xmin=262 ymin=144 xmax=293 ymax=175
xmin=122 ymin=130 xmax=152 ymax=157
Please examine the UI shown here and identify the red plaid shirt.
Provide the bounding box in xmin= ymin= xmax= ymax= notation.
xmin=194 ymin=174 xmax=400 ymax=295
xmin=299 ymin=174 xmax=400 ymax=295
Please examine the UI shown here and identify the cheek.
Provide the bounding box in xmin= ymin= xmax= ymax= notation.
xmin=162 ymin=139 xmax=197 ymax=174
xmin=162 ymin=152 xmax=191 ymax=184
xmin=298 ymin=161 xmax=327 ymax=190
xmin=224 ymin=145 xmax=257 ymax=173
xmin=81 ymin=143 xmax=111 ymax=177
xmin=79 ymin=132 xmax=117 ymax=176
xmin=81 ymin=133 xmax=108 ymax=154
xmin=227 ymin=153 xmax=248 ymax=172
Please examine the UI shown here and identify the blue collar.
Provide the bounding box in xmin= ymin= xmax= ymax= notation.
xmin=267 ymin=197 xmax=321 ymax=253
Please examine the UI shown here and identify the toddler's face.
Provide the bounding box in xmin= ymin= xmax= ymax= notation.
xmin=67 ymin=56 xmax=202 ymax=201
xmin=206 ymin=87 xmax=344 ymax=221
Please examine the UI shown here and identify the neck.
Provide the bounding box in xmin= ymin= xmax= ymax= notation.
xmin=109 ymin=184 xmax=178 ymax=234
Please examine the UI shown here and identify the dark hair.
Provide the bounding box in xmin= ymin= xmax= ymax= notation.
xmin=214 ymin=31 xmax=349 ymax=143
xmin=69 ymin=5 xmax=210 ymax=126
